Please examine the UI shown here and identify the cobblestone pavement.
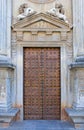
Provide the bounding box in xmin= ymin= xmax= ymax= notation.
xmin=0 ymin=120 xmax=84 ymax=130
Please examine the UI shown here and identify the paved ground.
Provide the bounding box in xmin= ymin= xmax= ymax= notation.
xmin=0 ymin=120 xmax=84 ymax=130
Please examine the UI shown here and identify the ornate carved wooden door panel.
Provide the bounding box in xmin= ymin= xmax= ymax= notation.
xmin=24 ymin=48 xmax=42 ymax=119
xmin=42 ymin=48 xmax=60 ymax=119
xmin=23 ymin=48 xmax=60 ymax=120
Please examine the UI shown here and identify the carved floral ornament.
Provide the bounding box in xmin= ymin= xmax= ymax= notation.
xmin=17 ymin=2 xmax=69 ymax=24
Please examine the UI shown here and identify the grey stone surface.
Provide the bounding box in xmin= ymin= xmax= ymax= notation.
xmin=0 ymin=120 xmax=83 ymax=130
xmin=76 ymin=56 xmax=84 ymax=62
xmin=0 ymin=120 xmax=81 ymax=130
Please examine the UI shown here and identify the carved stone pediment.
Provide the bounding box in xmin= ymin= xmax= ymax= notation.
xmin=12 ymin=13 xmax=71 ymax=41
xmin=12 ymin=13 xmax=70 ymax=32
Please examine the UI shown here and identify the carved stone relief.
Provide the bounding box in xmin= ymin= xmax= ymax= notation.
xmin=13 ymin=11 xmax=71 ymax=44
xmin=47 ymin=2 xmax=68 ymax=23
xmin=17 ymin=2 xmax=69 ymax=24
xmin=28 ymin=0 xmax=55 ymax=4
xmin=17 ymin=3 xmax=36 ymax=20
xmin=26 ymin=20 xmax=58 ymax=29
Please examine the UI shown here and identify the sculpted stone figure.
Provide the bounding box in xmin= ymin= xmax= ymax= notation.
xmin=17 ymin=4 xmax=36 ymax=20
xmin=47 ymin=2 xmax=68 ymax=23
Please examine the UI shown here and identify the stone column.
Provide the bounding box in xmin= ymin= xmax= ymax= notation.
xmin=0 ymin=0 xmax=11 ymax=57
xmin=73 ymin=0 xmax=84 ymax=58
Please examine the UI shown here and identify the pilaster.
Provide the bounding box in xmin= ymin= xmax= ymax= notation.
xmin=0 ymin=0 xmax=11 ymax=57
xmin=73 ymin=0 xmax=84 ymax=58
xmin=0 ymin=0 xmax=7 ymax=54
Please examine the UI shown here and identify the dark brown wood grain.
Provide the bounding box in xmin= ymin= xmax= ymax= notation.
xmin=23 ymin=48 xmax=60 ymax=120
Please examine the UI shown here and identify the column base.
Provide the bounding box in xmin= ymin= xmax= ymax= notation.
xmin=65 ymin=108 xmax=84 ymax=128
xmin=0 ymin=108 xmax=20 ymax=127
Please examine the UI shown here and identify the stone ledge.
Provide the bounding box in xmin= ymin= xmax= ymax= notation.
xmin=69 ymin=56 xmax=84 ymax=69
xmin=0 ymin=108 xmax=19 ymax=116
xmin=65 ymin=108 xmax=84 ymax=128
xmin=69 ymin=62 xmax=84 ymax=69
xmin=0 ymin=108 xmax=20 ymax=127
xmin=76 ymin=56 xmax=84 ymax=62
xmin=0 ymin=55 xmax=15 ymax=69
xmin=0 ymin=63 xmax=15 ymax=69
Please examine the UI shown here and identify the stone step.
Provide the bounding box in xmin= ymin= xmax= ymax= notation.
xmin=65 ymin=108 xmax=84 ymax=128
xmin=0 ymin=108 xmax=19 ymax=128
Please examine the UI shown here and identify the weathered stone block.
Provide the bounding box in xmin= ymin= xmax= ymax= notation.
xmin=69 ymin=57 xmax=84 ymax=109
xmin=0 ymin=56 xmax=15 ymax=111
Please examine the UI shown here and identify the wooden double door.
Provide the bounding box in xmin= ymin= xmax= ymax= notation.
xmin=23 ymin=48 xmax=61 ymax=120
